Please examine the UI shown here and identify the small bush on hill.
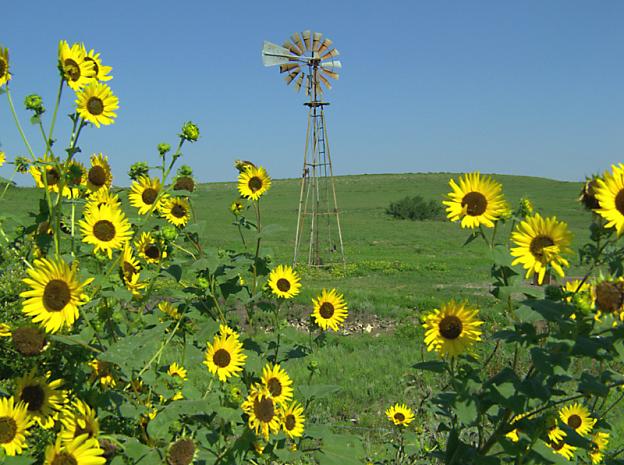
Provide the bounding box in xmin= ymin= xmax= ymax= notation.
xmin=385 ymin=195 xmax=444 ymax=220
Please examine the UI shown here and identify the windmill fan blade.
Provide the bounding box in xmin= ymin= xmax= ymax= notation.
xmin=321 ymin=68 xmax=339 ymax=80
xmin=312 ymin=32 xmax=322 ymax=51
xmin=262 ymin=41 xmax=295 ymax=66
xmin=282 ymin=40 xmax=302 ymax=56
xmin=315 ymin=82 xmax=323 ymax=95
xmin=284 ymin=70 xmax=301 ymax=85
xmin=291 ymin=33 xmax=305 ymax=54
xmin=318 ymin=38 xmax=333 ymax=55
xmin=302 ymin=30 xmax=311 ymax=50
xmin=318 ymin=73 xmax=332 ymax=90
xmin=279 ymin=63 xmax=300 ymax=73
xmin=320 ymin=59 xmax=342 ymax=70
xmin=320 ymin=48 xmax=339 ymax=60
xmin=294 ymin=73 xmax=304 ymax=92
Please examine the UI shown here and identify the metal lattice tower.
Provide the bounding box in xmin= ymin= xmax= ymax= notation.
xmin=262 ymin=30 xmax=345 ymax=266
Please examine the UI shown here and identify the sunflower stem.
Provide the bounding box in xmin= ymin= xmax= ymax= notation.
xmin=5 ymin=85 xmax=36 ymax=160
xmin=47 ymin=77 xmax=64 ymax=155
xmin=133 ymin=317 xmax=183 ymax=383
xmin=0 ymin=166 xmax=17 ymax=202
xmin=273 ymin=300 xmax=284 ymax=363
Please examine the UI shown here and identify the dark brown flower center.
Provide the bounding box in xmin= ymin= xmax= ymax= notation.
xmin=141 ymin=188 xmax=158 ymax=205
xmin=88 ymin=165 xmax=107 ymax=187
xmin=12 ymin=327 xmax=46 ymax=356
xmin=167 ymin=439 xmax=195 ymax=465
xmin=267 ymin=378 xmax=282 ymax=397
xmin=21 ymin=384 xmax=45 ymax=412
xmin=529 ymin=235 xmax=555 ymax=260
xmin=74 ymin=421 xmax=95 ymax=438
xmin=254 ymin=397 xmax=275 ymax=423
xmin=84 ymin=56 xmax=99 ymax=76
xmin=0 ymin=417 xmax=17 ymax=444
xmin=93 ymin=220 xmax=116 ymax=242
xmin=123 ymin=261 xmax=137 ymax=276
xmin=174 ymin=177 xmax=195 ymax=192
xmin=276 ymin=278 xmax=291 ymax=292
xmin=580 ymin=180 xmax=600 ymax=210
xmin=319 ymin=302 xmax=335 ymax=319
xmin=551 ymin=440 xmax=564 ymax=451
xmin=461 ymin=192 xmax=487 ymax=216
xmin=0 ymin=58 xmax=6 ymax=78
xmin=248 ymin=176 xmax=263 ymax=192
xmin=567 ymin=414 xmax=582 ymax=429
xmin=595 ymin=281 xmax=624 ymax=313
xmin=144 ymin=245 xmax=161 ymax=260
xmin=43 ymin=279 xmax=71 ymax=312
xmin=51 ymin=452 xmax=78 ymax=465
xmin=171 ymin=204 xmax=187 ymax=218
xmin=615 ymin=190 xmax=624 ymax=215
xmin=64 ymin=59 xmax=81 ymax=81
xmin=213 ymin=349 xmax=231 ymax=368
xmin=284 ymin=414 xmax=296 ymax=431
xmin=439 ymin=315 xmax=463 ymax=340
xmin=394 ymin=412 xmax=405 ymax=422
xmin=87 ymin=97 xmax=104 ymax=116
xmin=46 ymin=168 xmax=61 ymax=186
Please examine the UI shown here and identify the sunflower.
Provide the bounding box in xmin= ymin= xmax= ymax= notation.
xmin=442 ymin=172 xmax=506 ymax=229
xmin=11 ymin=326 xmax=48 ymax=357
xmin=203 ymin=332 xmax=247 ymax=382
xmin=281 ymin=400 xmax=305 ymax=439
xmin=21 ymin=257 xmax=93 ymax=334
xmin=129 ymin=176 xmax=167 ymax=215
xmin=135 ymin=232 xmax=168 ymax=264
xmin=161 ymin=197 xmax=191 ymax=227
xmin=167 ymin=362 xmax=188 ymax=381
xmin=88 ymin=360 xmax=117 ymax=388
xmin=591 ymin=276 xmax=624 ymax=320
xmin=219 ymin=324 xmax=238 ymax=339
xmin=510 ymin=213 xmax=573 ymax=285
xmin=242 ymin=384 xmax=281 ymax=439
xmin=267 ymin=265 xmax=301 ymax=299
xmin=0 ymin=152 xmax=5 ymax=167
xmin=167 ymin=438 xmax=196 ymax=465
xmin=261 ymin=364 xmax=293 ymax=405
xmin=0 ymin=396 xmax=32 ymax=456
xmin=15 ymin=370 xmax=66 ymax=429
xmin=385 ymin=403 xmax=415 ymax=426
xmin=0 ymin=46 xmax=10 ymax=87
xmin=563 ymin=279 xmax=593 ymax=319
xmin=84 ymin=48 xmax=112 ymax=82
xmin=311 ymin=288 xmax=348 ymax=331
xmin=120 ymin=245 xmax=140 ymax=278
xmin=595 ymin=164 xmax=624 ymax=235
xmin=559 ymin=402 xmax=596 ymax=437
xmin=579 ymin=177 xmax=601 ymax=211
xmin=545 ymin=427 xmax=576 ymax=460
xmin=61 ymin=160 xmax=87 ymax=199
xmin=44 ymin=434 xmax=105 ymax=465
xmin=230 ymin=200 xmax=244 ymax=214
xmin=79 ymin=204 xmax=132 ymax=258
xmin=423 ymin=300 xmax=483 ymax=357
xmin=505 ymin=413 xmax=530 ymax=442
xmin=86 ymin=154 xmax=113 ymax=194
xmin=60 ymin=399 xmax=100 ymax=443
xmin=238 ymin=165 xmax=271 ymax=201
xmin=0 ymin=323 xmax=10 ymax=337
xmin=173 ymin=176 xmax=195 ymax=193
xmin=85 ymin=188 xmax=121 ymax=214
xmin=76 ymin=82 xmax=118 ymax=127
xmin=58 ymin=41 xmax=95 ymax=90
xmin=30 ymin=155 xmax=63 ymax=193
xmin=589 ymin=431 xmax=609 ymax=465
xmin=159 ymin=301 xmax=181 ymax=320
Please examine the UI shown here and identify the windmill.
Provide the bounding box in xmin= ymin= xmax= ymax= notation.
xmin=261 ymin=30 xmax=345 ymax=267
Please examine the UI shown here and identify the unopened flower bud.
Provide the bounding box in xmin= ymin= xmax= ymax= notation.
xmin=180 ymin=121 xmax=200 ymax=142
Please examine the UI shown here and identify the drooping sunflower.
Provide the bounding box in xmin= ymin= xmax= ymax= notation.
xmin=86 ymin=153 xmax=113 ymax=194
xmin=545 ymin=427 xmax=576 ymax=460
xmin=44 ymin=434 xmax=105 ymax=465
xmin=281 ymin=400 xmax=305 ymax=439
xmin=422 ymin=300 xmax=483 ymax=358
xmin=129 ymin=176 xmax=167 ymax=215
xmin=173 ymin=175 xmax=195 ymax=193
xmin=385 ymin=403 xmax=415 ymax=426
xmin=79 ymin=204 xmax=133 ymax=258
xmin=589 ymin=431 xmax=609 ymax=465
xmin=311 ymin=288 xmax=348 ymax=331
xmin=442 ymin=172 xmax=506 ymax=229
xmin=510 ymin=213 xmax=573 ymax=285
xmin=135 ymin=232 xmax=168 ymax=264
xmin=203 ymin=332 xmax=247 ymax=382
xmin=591 ymin=276 xmax=624 ymax=321
xmin=167 ymin=362 xmax=188 ymax=381
xmin=167 ymin=438 xmax=196 ymax=465
xmin=267 ymin=265 xmax=301 ymax=299
xmin=59 ymin=399 xmax=100 ymax=443
xmin=76 ymin=82 xmax=118 ymax=127
xmin=0 ymin=46 xmax=10 ymax=87
xmin=238 ymin=165 xmax=271 ymax=201
xmin=160 ymin=197 xmax=191 ymax=227
xmin=559 ymin=402 xmax=596 ymax=437
xmin=11 ymin=326 xmax=48 ymax=357
xmin=0 ymin=396 xmax=32 ymax=456
xmin=58 ymin=40 xmax=95 ymax=90
xmin=261 ymin=364 xmax=293 ymax=405
xmin=84 ymin=48 xmax=112 ymax=82
xmin=242 ymin=384 xmax=281 ymax=439
xmin=30 ymin=155 xmax=63 ymax=193
xmin=21 ymin=257 xmax=93 ymax=334
xmin=15 ymin=370 xmax=66 ymax=429
xmin=595 ymin=164 xmax=624 ymax=235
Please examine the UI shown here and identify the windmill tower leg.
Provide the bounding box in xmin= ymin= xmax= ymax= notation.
xmin=293 ymin=108 xmax=313 ymax=266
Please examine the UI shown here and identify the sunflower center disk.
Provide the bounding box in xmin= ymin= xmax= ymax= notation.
xmin=123 ymin=261 xmax=137 ymax=276
xmin=46 ymin=168 xmax=61 ymax=186
xmin=64 ymin=59 xmax=81 ymax=81
xmin=168 ymin=439 xmax=195 ymax=465
xmin=51 ymin=451 xmax=78 ymax=465
xmin=595 ymin=281 xmax=624 ymax=313
xmin=394 ymin=412 xmax=405 ymax=422
xmin=85 ymin=56 xmax=99 ymax=75
xmin=21 ymin=384 xmax=45 ymax=412
xmin=254 ymin=397 xmax=275 ymax=423
xmin=145 ymin=245 xmax=161 ymax=260
xmin=174 ymin=177 xmax=195 ymax=192
xmin=0 ymin=59 xmax=6 ymax=77
xmin=439 ymin=315 xmax=463 ymax=340
xmin=614 ymin=189 xmax=624 ymax=215
xmin=87 ymin=97 xmax=104 ymax=116
xmin=43 ymin=279 xmax=71 ymax=312
xmin=171 ymin=204 xmax=186 ymax=218
xmin=461 ymin=192 xmax=487 ymax=216
xmin=88 ymin=166 xmax=107 ymax=186
xmin=276 ymin=278 xmax=291 ymax=292
xmin=551 ymin=440 xmax=564 ymax=451
xmin=0 ymin=417 xmax=17 ymax=444
xmin=319 ymin=302 xmax=335 ymax=319
xmin=529 ymin=235 xmax=555 ymax=260
xmin=93 ymin=220 xmax=116 ymax=242
xmin=567 ymin=414 xmax=582 ymax=429
xmin=142 ymin=188 xmax=158 ymax=205
xmin=74 ymin=422 xmax=94 ymax=438
xmin=12 ymin=327 xmax=46 ymax=356
xmin=212 ymin=349 xmax=231 ymax=368
xmin=267 ymin=378 xmax=283 ymax=397
xmin=284 ymin=414 xmax=296 ymax=431
xmin=248 ymin=177 xmax=263 ymax=192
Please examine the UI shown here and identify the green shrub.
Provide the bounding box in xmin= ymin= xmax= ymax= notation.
xmin=385 ymin=195 xmax=444 ymax=221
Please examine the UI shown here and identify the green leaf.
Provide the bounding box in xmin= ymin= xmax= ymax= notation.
xmin=123 ymin=438 xmax=160 ymax=464
xmin=4 ymin=455 xmax=36 ymax=465
xmin=164 ymin=264 xmax=183 ymax=282
xmin=147 ymin=399 xmax=217 ymax=439
xmin=412 ymin=360 xmax=446 ymax=373
xmin=317 ymin=433 xmax=365 ymax=465
xmin=454 ymin=397 xmax=478 ymax=425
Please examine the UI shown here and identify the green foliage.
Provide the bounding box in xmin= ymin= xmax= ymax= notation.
xmin=385 ymin=195 xmax=445 ymax=221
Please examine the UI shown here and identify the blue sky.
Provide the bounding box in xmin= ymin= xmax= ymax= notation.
xmin=2 ymin=0 xmax=623 ymax=185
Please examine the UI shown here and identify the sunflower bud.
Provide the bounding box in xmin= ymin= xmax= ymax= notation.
xmin=157 ymin=143 xmax=171 ymax=156
xmin=128 ymin=162 xmax=149 ymax=181
xmin=196 ymin=277 xmax=209 ymax=289
xmin=234 ymin=159 xmax=256 ymax=173
xmin=11 ymin=326 xmax=47 ymax=356
xmin=24 ymin=94 xmax=45 ymax=116
xmin=180 ymin=121 xmax=200 ymax=142
xmin=161 ymin=225 xmax=177 ymax=242
xmin=14 ymin=156 xmax=30 ymax=173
